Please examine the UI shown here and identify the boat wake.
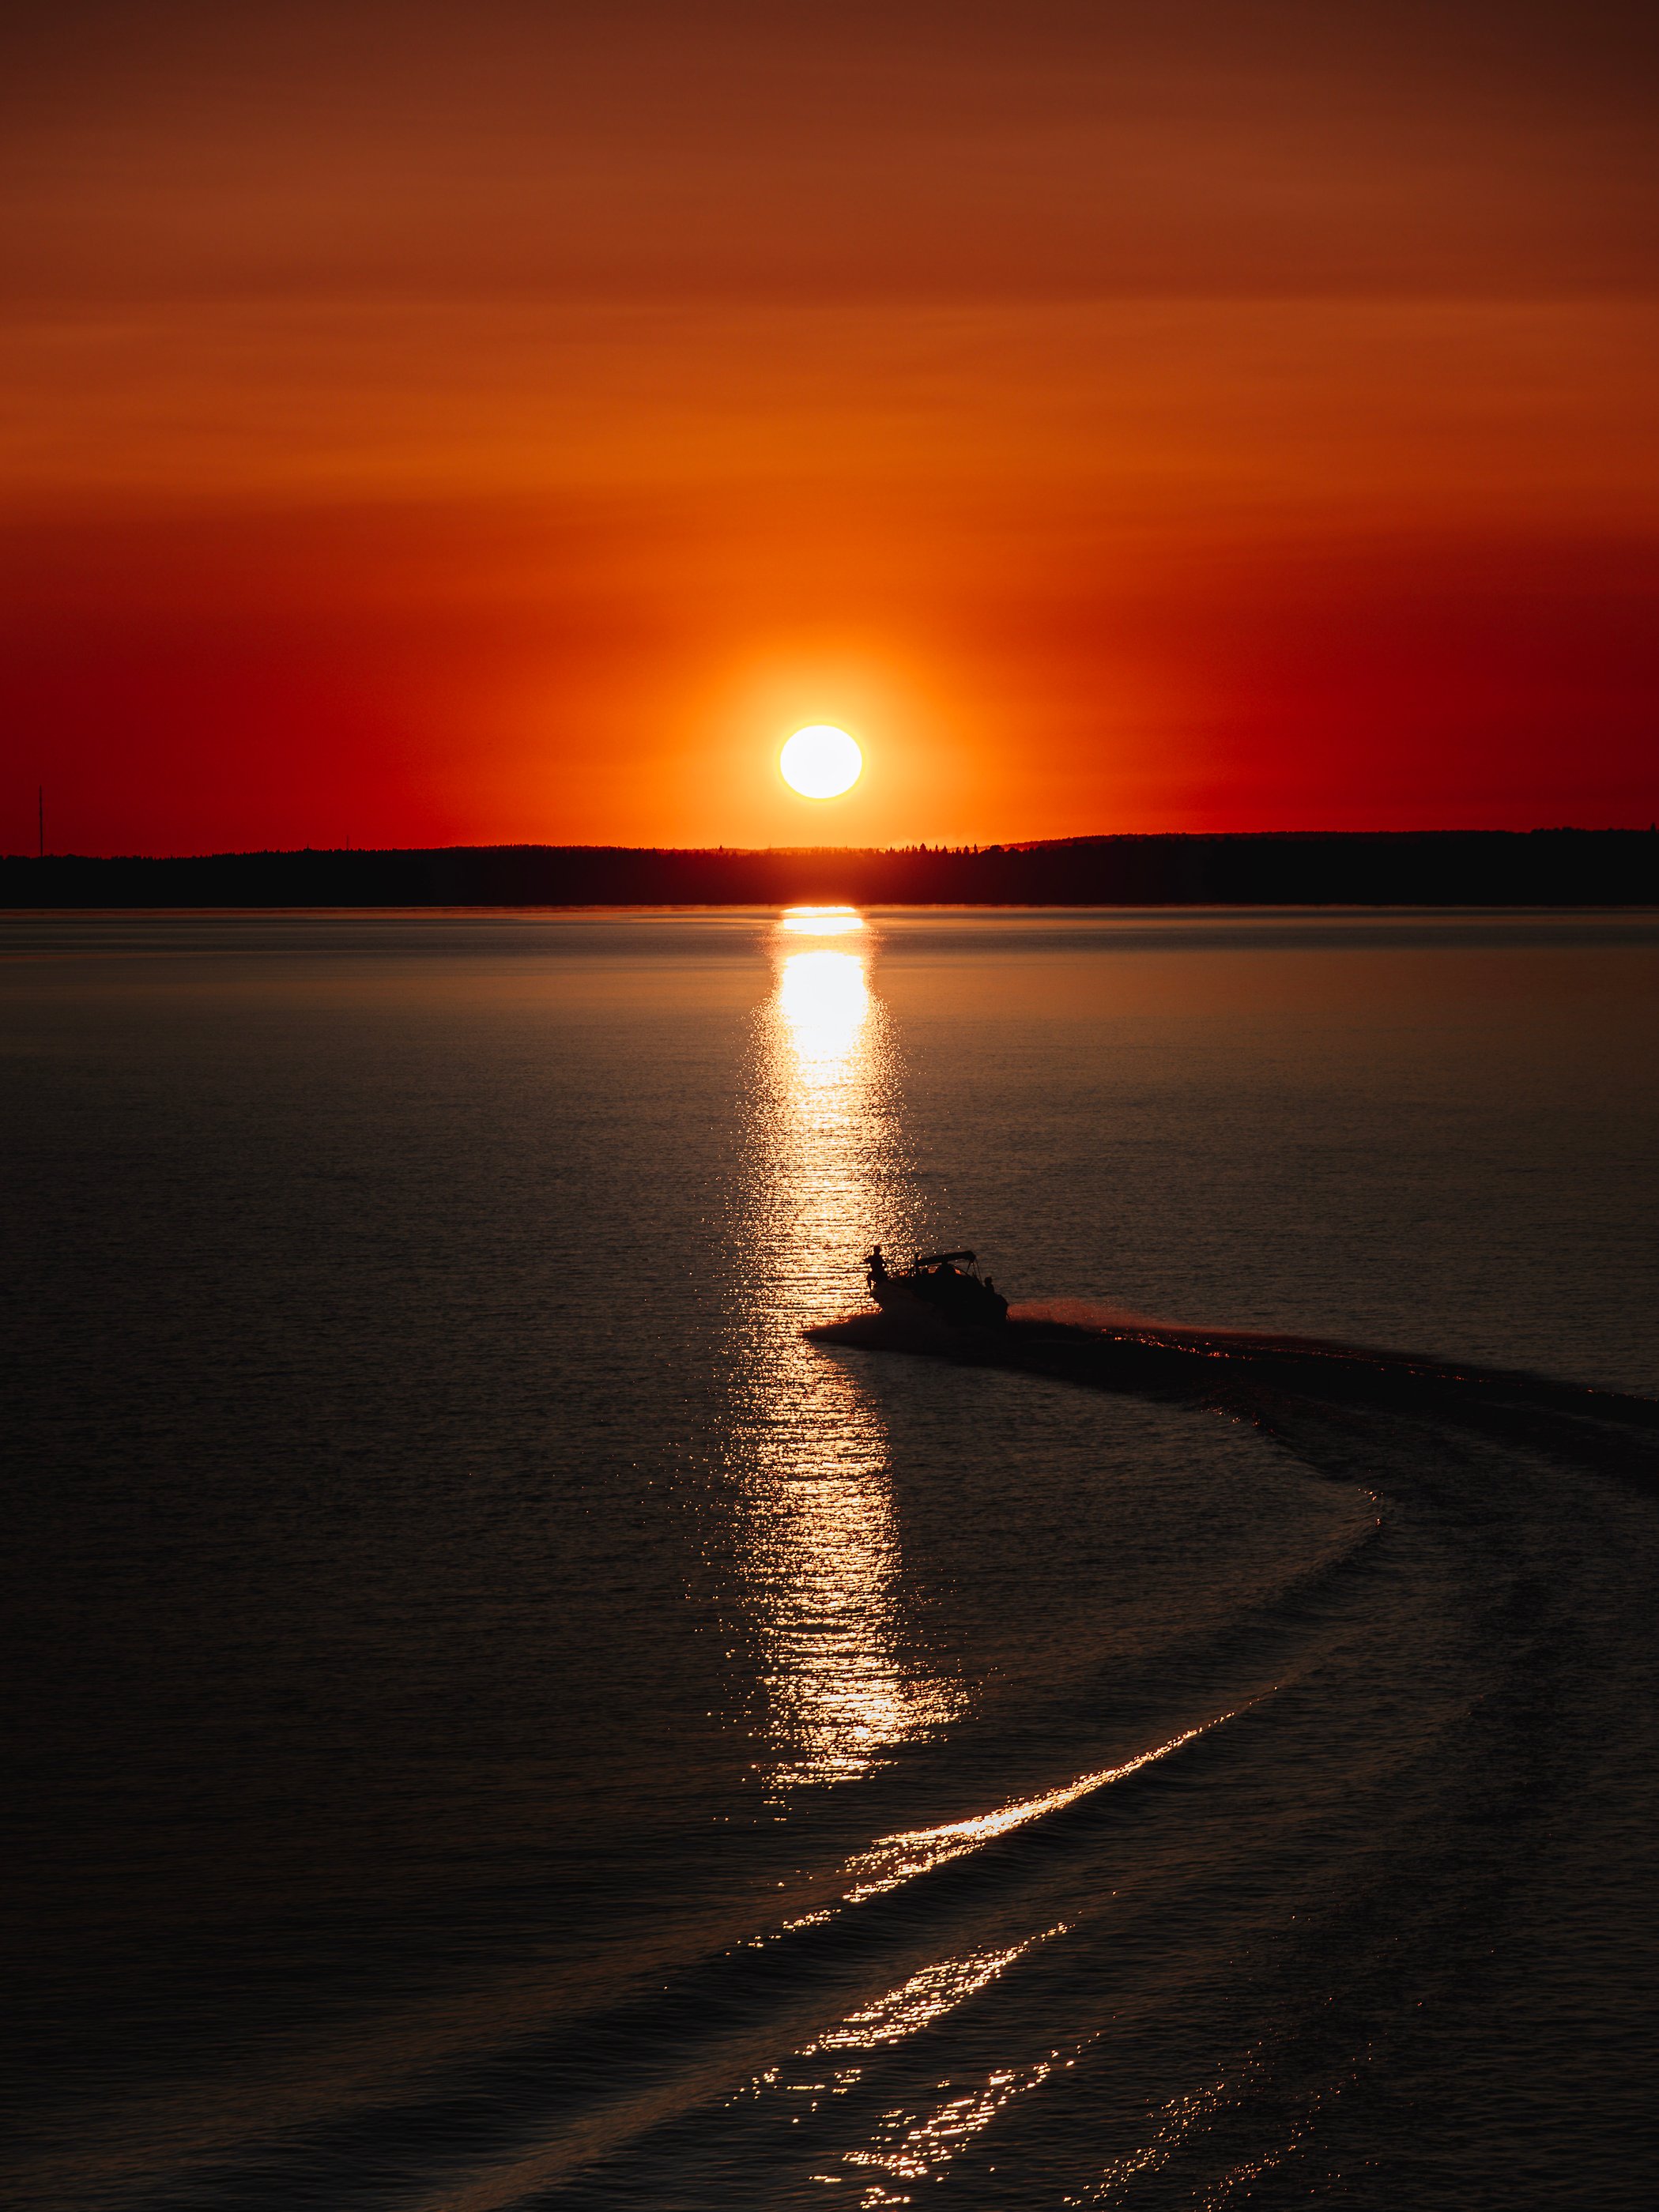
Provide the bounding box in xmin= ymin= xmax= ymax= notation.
xmin=786 ymin=1299 xmax=1659 ymax=2210
xmin=807 ymin=1303 xmax=1659 ymax=1490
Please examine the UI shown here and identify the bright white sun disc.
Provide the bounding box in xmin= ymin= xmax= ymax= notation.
xmin=779 ymin=725 xmax=862 ymax=799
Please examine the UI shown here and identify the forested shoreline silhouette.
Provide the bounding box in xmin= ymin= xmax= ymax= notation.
xmin=4 ymin=829 xmax=1655 ymax=907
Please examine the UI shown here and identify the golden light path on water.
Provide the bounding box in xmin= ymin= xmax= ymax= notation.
xmin=714 ymin=915 xmax=1284 ymax=2210
xmin=778 ymin=904 xmax=867 ymax=936
xmin=729 ymin=906 xmax=961 ymax=1788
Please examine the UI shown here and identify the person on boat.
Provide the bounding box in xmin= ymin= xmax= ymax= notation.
xmin=865 ymin=1245 xmax=888 ymax=1289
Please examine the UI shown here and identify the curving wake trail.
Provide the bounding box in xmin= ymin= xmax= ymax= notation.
xmin=809 ymin=1302 xmax=1659 ymax=1486
xmin=784 ymin=1300 xmax=1659 ymax=2210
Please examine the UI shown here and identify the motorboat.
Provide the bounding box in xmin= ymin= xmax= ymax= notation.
xmin=864 ymin=1245 xmax=1009 ymax=1328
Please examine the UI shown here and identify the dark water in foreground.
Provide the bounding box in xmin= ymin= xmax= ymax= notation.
xmin=5 ymin=907 xmax=1657 ymax=2210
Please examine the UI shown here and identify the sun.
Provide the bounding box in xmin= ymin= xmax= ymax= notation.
xmin=779 ymin=724 xmax=862 ymax=800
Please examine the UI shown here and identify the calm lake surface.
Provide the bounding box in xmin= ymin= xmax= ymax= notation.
xmin=6 ymin=907 xmax=1657 ymax=2210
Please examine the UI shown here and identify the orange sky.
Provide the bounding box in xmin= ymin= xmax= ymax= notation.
xmin=5 ymin=2 xmax=1657 ymax=853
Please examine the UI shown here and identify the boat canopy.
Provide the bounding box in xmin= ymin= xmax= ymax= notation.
xmin=913 ymin=1249 xmax=976 ymax=1267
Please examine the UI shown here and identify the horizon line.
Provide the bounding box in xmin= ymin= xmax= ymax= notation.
xmin=9 ymin=824 xmax=1657 ymax=865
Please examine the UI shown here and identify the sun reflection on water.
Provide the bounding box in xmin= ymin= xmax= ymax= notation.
xmin=777 ymin=948 xmax=870 ymax=1076
xmin=779 ymin=904 xmax=866 ymax=936
xmin=725 ymin=914 xmax=960 ymax=1787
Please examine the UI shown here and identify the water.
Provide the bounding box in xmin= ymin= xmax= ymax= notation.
xmin=4 ymin=907 xmax=1657 ymax=2210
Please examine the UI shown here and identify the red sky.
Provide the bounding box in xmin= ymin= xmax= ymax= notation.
xmin=5 ymin=1 xmax=1657 ymax=854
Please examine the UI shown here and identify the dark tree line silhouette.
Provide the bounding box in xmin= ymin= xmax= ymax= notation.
xmin=4 ymin=830 xmax=1655 ymax=906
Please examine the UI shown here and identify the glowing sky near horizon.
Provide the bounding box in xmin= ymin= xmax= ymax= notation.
xmin=4 ymin=1 xmax=1657 ymax=854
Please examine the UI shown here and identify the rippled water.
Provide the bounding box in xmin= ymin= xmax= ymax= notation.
xmin=5 ymin=908 xmax=1657 ymax=2210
